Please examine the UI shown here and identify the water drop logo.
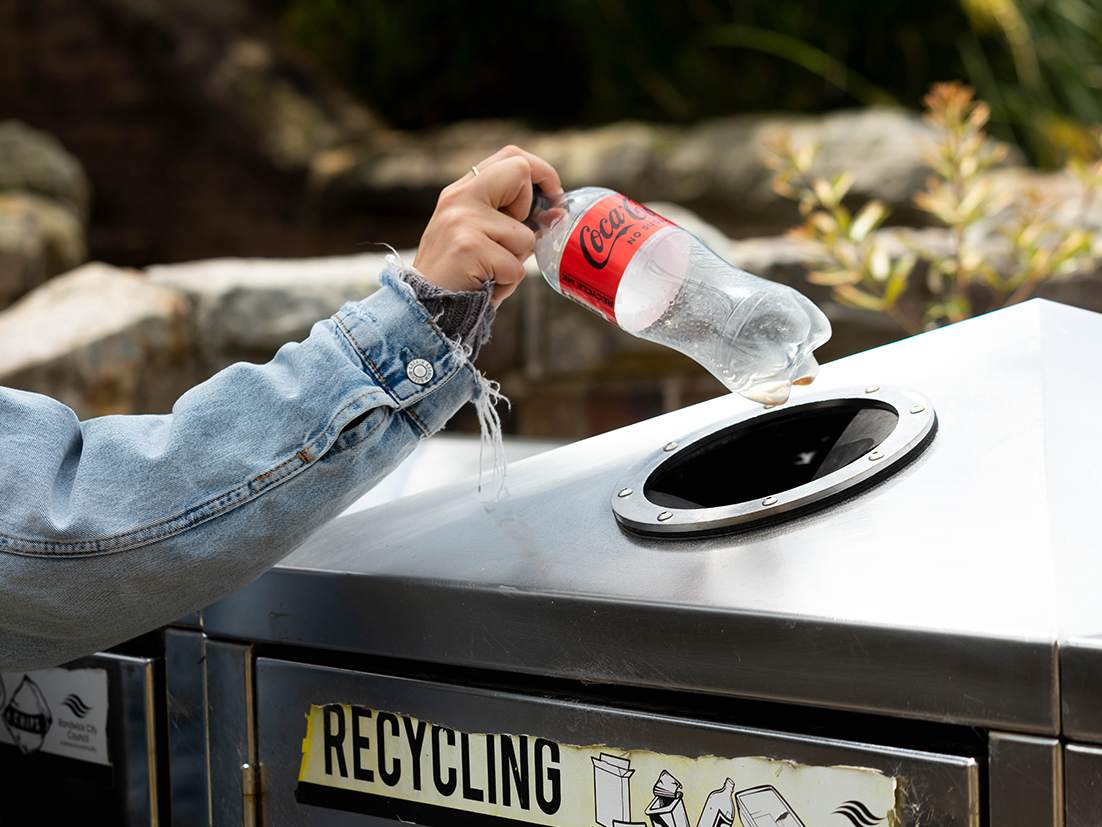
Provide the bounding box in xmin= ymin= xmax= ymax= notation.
xmin=61 ymin=693 xmax=92 ymax=719
xmin=833 ymin=800 xmax=884 ymax=827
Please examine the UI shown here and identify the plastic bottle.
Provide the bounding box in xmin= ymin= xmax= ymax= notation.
xmin=529 ymin=187 xmax=831 ymax=405
xmin=696 ymin=778 xmax=736 ymax=827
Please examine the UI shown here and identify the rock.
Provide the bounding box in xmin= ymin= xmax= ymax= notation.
xmin=0 ymin=120 xmax=91 ymax=218
xmin=0 ymin=192 xmax=87 ymax=306
xmin=528 ymin=121 xmax=679 ymax=199
xmin=311 ymin=119 xmax=682 ymax=214
xmin=645 ymin=201 xmax=732 ymax=256
xmin=86 ymin=0 xmax=388 ymax=176
xmin=311 ymin=108 xmax=946 ymax=237
xmin=145 ymin=251 xmax=400 ymax=373
xmin=979 ymin=166 xmax=1102 ymax=232
xmin=0 ymin=121 xmax=91 ymax=307
xmin=663 ymin=107 xmax=943 ymax=233
xmin=0 ymin=262 xmax=193 ymax=418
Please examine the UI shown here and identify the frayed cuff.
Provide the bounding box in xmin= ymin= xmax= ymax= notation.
xmin=390 ymin=259 xmax=496 ymax=361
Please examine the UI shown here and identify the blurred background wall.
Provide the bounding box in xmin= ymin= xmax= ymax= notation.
xmin=0 ymin=0 xmax=1099 ymax=438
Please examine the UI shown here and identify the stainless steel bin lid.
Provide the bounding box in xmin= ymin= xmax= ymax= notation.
xmin=202 ymin=299 xmax=1102 ymax=739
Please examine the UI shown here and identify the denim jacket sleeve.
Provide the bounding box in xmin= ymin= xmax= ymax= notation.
xmin=0 ymin=267 xmax=481 ymax=671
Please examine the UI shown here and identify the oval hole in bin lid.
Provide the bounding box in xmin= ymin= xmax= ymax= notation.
xmin=612 ymin=386 xmax=936 ymax=537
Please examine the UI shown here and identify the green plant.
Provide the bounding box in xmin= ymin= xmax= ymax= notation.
xmin=764 ymin=81 xmax=1102 ymax=333
xmin=957 ymin=0 xmax=1102 ymax=167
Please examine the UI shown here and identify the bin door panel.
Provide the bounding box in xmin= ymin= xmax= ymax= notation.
xmin=254 ymin=659 xmax=979 ymax=827
xmin=0 ymin=652 xmax=159 ymax=825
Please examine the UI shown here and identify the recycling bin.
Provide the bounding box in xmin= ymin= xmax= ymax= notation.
xmin=0 ymin=652 xmax=161 ymax=825
xmin=165 ymin=298 xmax=1099 ymax=827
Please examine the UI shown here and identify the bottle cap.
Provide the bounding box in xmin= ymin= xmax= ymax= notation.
xmin=524 ymin=183 xmax=562 ymax=231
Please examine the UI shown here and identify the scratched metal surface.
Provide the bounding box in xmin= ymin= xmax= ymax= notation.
xmin=203 ymin=299 xmax=1102 ymax=736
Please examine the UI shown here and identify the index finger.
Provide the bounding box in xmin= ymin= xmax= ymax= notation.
xmin=476 ymin=145 xmax=563 ymax=196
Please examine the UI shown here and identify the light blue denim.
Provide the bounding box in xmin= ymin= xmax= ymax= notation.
xmin=0 ymin=268 xmax=480 ymax=671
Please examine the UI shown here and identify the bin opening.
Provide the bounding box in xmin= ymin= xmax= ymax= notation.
xmin=645 ymin=401 xmax=899 ymax=509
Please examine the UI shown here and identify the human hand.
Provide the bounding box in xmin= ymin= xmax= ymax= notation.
xmin=413 ymin=146 xmax=563 ymax=307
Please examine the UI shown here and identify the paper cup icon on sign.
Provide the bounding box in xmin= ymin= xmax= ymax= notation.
xmin=3 ymin=676 xmax=52 ymax=754
xmin=645 ymin=771 xmax=689 ymax=827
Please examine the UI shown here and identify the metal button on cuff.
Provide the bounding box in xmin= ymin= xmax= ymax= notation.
xmin=406 ymin=358 xmax=434 ymax=385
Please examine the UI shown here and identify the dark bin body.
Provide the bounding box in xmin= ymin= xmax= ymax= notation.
xmin=0 ymin=651 xmax=162 ymax=824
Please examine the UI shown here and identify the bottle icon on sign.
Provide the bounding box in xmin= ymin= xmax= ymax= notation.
xmin=696 ymin=778 xmax=736 ymax=827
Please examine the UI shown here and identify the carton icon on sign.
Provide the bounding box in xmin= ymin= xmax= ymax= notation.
xmin=593 ymin=753 xmax=635 ymax=827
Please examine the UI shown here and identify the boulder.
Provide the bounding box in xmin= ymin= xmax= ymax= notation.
xmin=0 ymin=120 xmax=91 ymax=218
xmin=0 ymin=121 xmax=91 ymax=307
xmin=662 ymin=107 xmax=945 ymax=233
xmin=145 ymin=251 xmax=399 ymax=374
xmin=0 ymin=262 xmax=193 ymax=418
xmin=0 ymin=192 xmax=87 ymax=306
xmin=310 ymin=108 xmax=947 ymax=237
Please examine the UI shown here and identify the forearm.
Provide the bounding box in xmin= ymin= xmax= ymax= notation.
xmin=0 ymin=267 xmax=480 ymax=670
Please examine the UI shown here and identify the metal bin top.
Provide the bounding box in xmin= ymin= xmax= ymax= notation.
xmin=202 ymin=299 xmax=1102 ymax=740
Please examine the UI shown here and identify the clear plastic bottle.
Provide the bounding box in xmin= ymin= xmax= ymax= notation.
xmin=530 ymin=187 xmax=831 ymax=405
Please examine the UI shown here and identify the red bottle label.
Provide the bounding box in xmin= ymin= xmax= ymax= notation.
xmin=559 ymin=194 xmax=674 ymax=324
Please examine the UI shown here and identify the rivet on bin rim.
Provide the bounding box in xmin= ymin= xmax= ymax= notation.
xmin=618 ymin=488 xmax=633 ymax=498
xmin=664 ymin=442 xmax=678 ymax=452
xmin=657 ymin=511 xmax=674 ymax=521
xmin=762 ymin=496 xmax=778 ymax=506
xmin=865 ymin=385 xmax=880 ymax=394
xmin=869 ymin=450 xmax=884 ymax=461
xmin=910 ymin=404 xmax=926 ymax=414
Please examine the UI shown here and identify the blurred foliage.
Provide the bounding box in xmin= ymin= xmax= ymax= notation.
xmin=258 ymin=0 xmax=1102 ymax=167
xmin=764 ymin=82 xmax=1102 ymax=332
xmin=957 ymin=0 xmax=1102 ymax=166
xmin=256 ymin=0 xmax=968 ymax=127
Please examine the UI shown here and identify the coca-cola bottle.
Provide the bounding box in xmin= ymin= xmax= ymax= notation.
xmin=529 ymin=187 xmax=831 ymax=405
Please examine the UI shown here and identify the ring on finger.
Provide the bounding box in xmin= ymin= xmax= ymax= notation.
xmin=471 ymin=165 xmax=480 ymax=176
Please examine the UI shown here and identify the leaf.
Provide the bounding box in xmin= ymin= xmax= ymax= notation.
xmin=807 ymin=268 xmax=861 ymax=286
xmin=834 ymin=283 xmax=885 ymax=311
xmin=868 ymin=245 xmax=891 ymax=281
xmin=813 ymin=178 xmax=835 ymax=208
xmin=772 ymin=180 xmax=798 ymax=199
xmin=882 ymin=270 xmax=909 ymax=306
xmin=849 ymin=201 xmax=888 ymax=242
xmin=809 ymin=211 xmax=841 ymax=238
xmin=830 ymin=171 xmax=856 ymax=203
xmin=795 ymin=142 xmax=819 ymax=173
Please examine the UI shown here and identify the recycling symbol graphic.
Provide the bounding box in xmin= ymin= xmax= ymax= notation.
xmin=2 ymin=675 xmax=53 ymax=754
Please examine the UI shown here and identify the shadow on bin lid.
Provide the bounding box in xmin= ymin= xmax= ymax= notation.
xmin=612 ymin=386 xmax=936 ymax=537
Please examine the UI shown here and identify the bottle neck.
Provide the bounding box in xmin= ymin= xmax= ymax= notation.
xmin=524 ymin=184 xmax=563 ymax=232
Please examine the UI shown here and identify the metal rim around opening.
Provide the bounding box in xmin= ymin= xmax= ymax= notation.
xmin=611 ymin=386 xmax=937 ymax=537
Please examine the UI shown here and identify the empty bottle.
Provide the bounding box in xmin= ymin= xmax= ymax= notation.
xmin=529 ymin=187 xmax=831 ymax=405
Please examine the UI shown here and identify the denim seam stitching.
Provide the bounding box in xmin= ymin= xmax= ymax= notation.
xmin=0 ymin=393 xmax=385 ymax=559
